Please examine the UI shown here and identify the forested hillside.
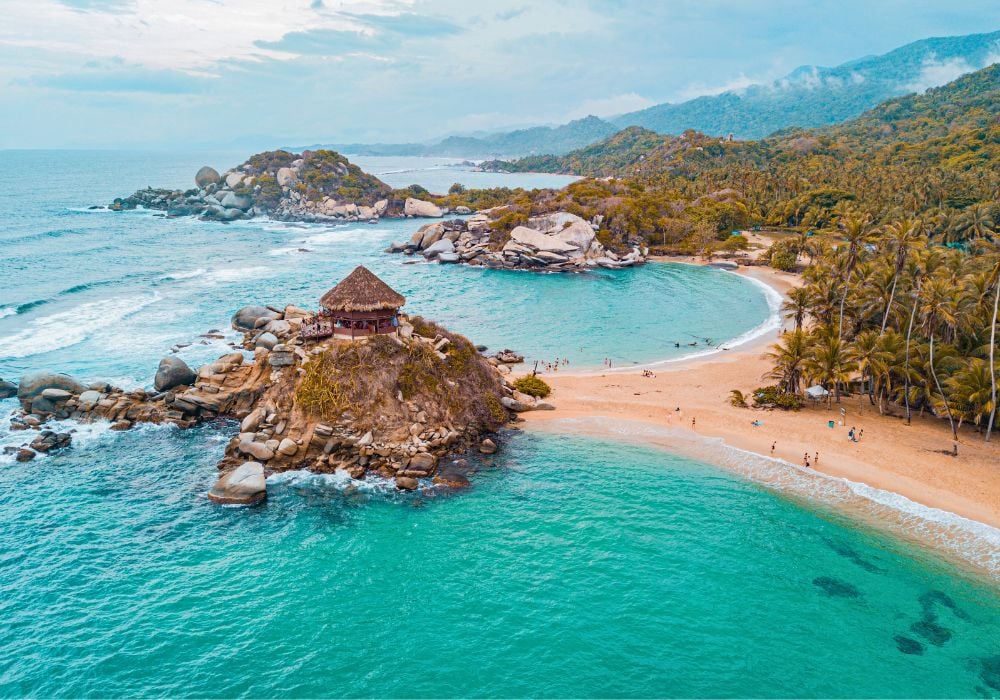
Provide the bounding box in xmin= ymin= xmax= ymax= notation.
xmin=613 ymin=30 xmax=1000 ymax=138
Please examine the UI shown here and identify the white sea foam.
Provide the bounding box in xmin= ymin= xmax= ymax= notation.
xmin=159 ymin=268 xmax=206 ymax=280
xmin=0 ymin=307 xmax=16 ymax=319
xmin=300 ymin=227 xmax=391 ymax=246
xmin=0 ymin=294 xmax=162 ymax=359
xmin=267 ymin=246 xmax=306 ymax=256
xmin=268 ymin=468 xmax=399 ymax=495
xmin=205 ymin=266 xmax=273 ymax=283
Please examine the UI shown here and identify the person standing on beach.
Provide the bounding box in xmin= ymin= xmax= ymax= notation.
xmin=691 ymin=417 xmax=696 ymax=429
xmin=814 ymin=452 xmax=819 ymax=465
xmin=848 ymin=427 xmax=856 ymax=442
xmin=770 ymin=441 xmax=776 ymax=455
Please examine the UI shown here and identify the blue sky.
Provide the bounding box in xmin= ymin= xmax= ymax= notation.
xmin=0 ymin=0 xmax=997 ymax=148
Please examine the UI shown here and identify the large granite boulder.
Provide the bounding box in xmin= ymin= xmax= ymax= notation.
xmin=207 ymin=461 xmax=267 ymax=505
xmin=220 ymin=191 xmax=253 ymax=211
xmin=404 ymin=198 xmax=443 ymax=218
xmin=276 ymin=167 xmax=298 ymax=187
xmin=195 ymin=166 xmax=221 ymax=188
xmin=527 ymin=212 xmax=596 ymax=253
xmin=154 ymin=357 xmax=196 ymax=392
xmin=232 ymin=306 xmax=281 ymax=332
xmin=423 ymin=239 xmax=455 ymax=258
xmin=509 ymin=226 xmax=577 ymax=254
xmin=17 ymin=372 xmax=85 ymax=402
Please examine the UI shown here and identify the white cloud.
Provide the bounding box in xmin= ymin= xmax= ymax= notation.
xmin=0 ymin=0 xmax=399 ymax=72
xmin=671 ymin=74 xmax=760 ymax=102
xmin=903 ymin=48 xmax=1000 ymax=92
xmin=564 ymin=93 xmax=654 ymax=119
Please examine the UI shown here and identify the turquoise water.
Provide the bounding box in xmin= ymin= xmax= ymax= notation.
xmin=1 ymin=151 xmax=999 ymax=698
xmin=350 ymin=154 xmax=582 ymax=193
xmin=0 ymin=428 xmax=999 ymax=697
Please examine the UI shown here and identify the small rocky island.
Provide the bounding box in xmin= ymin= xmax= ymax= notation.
xmin=110 ymin=149 xmax=453 ymax=224
xmin=6 ymin=267 xmax=553 ymax=504
xmin=389 ymin=211 xmax=647 ymax=272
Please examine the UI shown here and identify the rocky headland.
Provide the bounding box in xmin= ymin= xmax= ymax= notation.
xmin=6 ymin=302 xmax=549 ymax=504
xmin=109 ymin=149 xmax=453 ymax=224
xmin=387 ymin=210 xmax=647 ymax=272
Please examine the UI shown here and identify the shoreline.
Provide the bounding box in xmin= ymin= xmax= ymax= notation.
xmin=521 ymin=257 xmax=1000 ymax=574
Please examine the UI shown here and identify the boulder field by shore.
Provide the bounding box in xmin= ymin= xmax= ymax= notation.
xmin=7 ymin=305 xmax=553 ymax=505
xmin=388 ymin=211 xmax=647 ymax=272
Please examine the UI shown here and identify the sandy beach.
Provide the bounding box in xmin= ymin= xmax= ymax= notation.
xmin=521 ymin=260 xmax=1000 ymax=533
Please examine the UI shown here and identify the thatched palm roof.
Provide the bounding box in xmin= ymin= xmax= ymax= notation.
xmin=320 ymin=266 xmax=405 ymax=312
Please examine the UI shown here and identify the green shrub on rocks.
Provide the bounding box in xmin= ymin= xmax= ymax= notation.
xmin=513 ymin=374 xmax=551 ymax=398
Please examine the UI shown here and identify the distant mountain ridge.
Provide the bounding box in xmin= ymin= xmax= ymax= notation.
xmin=292 ymin=30 xmax=999 ymax=158
xmin=612 ymin=29 xmax=1000 ymax=138
xmin=484 ymin=63 xmax=1000 ymax=183
xmin=290 ymin=116 xmax=618 ymax=159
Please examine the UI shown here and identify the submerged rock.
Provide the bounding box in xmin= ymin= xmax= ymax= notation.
xmin=812 ymin=576 xmax=861 ymax=598
xmin=207 ymin=461 xmax=267 ymax=505
xmin=0 ymin=378 xmax=17 ymax=399
xmin=893 ymin=635 xmax=924 ymax=655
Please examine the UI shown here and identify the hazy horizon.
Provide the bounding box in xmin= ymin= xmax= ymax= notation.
xmin=1 ymin=0 xmax=998 ymax=150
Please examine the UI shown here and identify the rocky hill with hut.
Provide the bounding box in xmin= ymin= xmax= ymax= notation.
xmin=6 ymin=267 xmax=550 ymax=504
xmin=109 ymin=149 xmax=454 ymax=224
xmin=387 ymin=209 xmax=647 ymax=272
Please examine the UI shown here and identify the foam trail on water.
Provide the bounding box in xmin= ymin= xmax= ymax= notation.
xmin=0 ymin=294 xmax=161 ymax=359
xmin=0 ymin=307 xmax=16 ymax=319
xmin=205 ymin=266 xmax=273 ymax=283
xmin=159 ymin=268 xmax=206 ymax=281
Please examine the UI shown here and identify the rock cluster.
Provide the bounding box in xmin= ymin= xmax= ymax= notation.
xmin=10 ymin=303 xmax=545 ymax=502
xmin=388 ymin=211 xmax=646 ymax=272
xmin=109 ymin=152 xmax=452 ymax=225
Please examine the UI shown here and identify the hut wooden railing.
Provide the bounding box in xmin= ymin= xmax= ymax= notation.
xmin=301 ymin=317 xmax=334 ymax=340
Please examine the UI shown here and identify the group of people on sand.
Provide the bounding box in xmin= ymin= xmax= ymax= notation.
xmin=543 ymin=358 xmax=569 ymax=372
xmin=803 ymin=451 xmax=820 ymax=468
xmin=848 ymin=426 xmax=864 ymax=443
xmin=642 ymin=369 xmax=656 ymax=378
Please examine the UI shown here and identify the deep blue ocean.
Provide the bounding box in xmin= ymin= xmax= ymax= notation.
xmin=0 ymin=151 xmax=998 ymax=698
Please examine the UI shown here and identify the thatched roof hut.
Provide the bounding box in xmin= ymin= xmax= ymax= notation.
xmin=320 ymin=265 xmax=405 ymax=312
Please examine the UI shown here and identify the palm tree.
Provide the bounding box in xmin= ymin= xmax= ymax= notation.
xmin=949 ymin=203 xmax=995 ymax=244
xmin=803 ymin=330 xmax=857 ymax=404
xmin=781 ymin=287 xmax=811 ymax=331
xmin=767 ymin=329 xmax=808 ymax=395
xmin=947 ymin=358 xmax=995 ymax=433
xmin=986 ymin=246 xmax=1000 ymax=441
xmin=837 ymin=212 xmax=874 ymax=342
xmin=919 ymin=276 xmax=962 ymax=455
xmin=880 ymin=218 xmax=924 ymax=334
xmin=851 ymin=329 xmax=894 ymax=409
